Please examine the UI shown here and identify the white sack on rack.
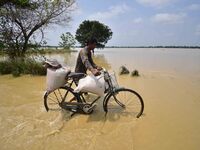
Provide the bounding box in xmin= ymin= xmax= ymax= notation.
xmin=46 ymin=67 xmax=70 ymax=92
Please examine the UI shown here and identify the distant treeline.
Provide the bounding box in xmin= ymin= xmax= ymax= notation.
xmin=104 ymin=46 xmax=200 ymax=49
xmin=2 ymin=45 xmax=200 ymax=50
xmin=40 ymin=45 xmax=200 ymax=49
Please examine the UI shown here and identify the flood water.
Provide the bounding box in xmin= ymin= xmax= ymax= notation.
xmin=0 ymin=48 xmax=200 ymax=150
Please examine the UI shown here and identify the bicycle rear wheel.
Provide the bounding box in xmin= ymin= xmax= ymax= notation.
xmin=105 ymin=88 xmax=144 ymax=118
xmin=44 ymin=87 xmax=79 ymax=111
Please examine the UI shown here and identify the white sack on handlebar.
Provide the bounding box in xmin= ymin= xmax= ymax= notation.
xmin=74 ymin=74 xmax=105 ymax=96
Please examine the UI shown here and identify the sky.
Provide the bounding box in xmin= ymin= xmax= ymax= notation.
xmin=45 ymin=0 xmax=200 ymax=46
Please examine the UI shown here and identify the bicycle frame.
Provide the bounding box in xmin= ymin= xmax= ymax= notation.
xmin=44 ymin=64 xmax=144 ymax=117
xmin=68 ymin=69 xmax=125 ymax=113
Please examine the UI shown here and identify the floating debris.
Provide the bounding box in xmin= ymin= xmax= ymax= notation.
xmin=119 ymin=66 xmax=130 ymax=75
xmin=131 ymin=70 xmax=139 ymax=77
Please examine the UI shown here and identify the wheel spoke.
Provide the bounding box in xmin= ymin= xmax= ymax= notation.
xmin=53 ymin=91 xmax=61 ymax=103
xmin=48 ymin=96 xmax=59 ymax=104
xmin=58 ymin=89 xmax=64 ymax=101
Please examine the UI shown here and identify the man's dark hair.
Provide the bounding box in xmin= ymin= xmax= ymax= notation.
xmin=86 ymin=37 xmax=97 ymax=45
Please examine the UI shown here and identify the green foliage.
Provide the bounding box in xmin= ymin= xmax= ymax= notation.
xmin=0 ymin=41 xmax=5 ymax=55
xmin=0 ymin=0 xmax=75 ymax=58
xmin=59 ymin=32 xmax=76 ymax=49
xmin=75 ymin=20 xmax=113 ymax=48
xmin=0 ymin=61 xmax=12 ymax=74
xmin=0 ymin=0 xmax=31 ymax=7
xmin=12 ymin=68 xmax=21 ymax=77
xmin=0 ymin=58 xmax=46 ymax=77
xmin=0 ymin=42 xmax=4 ymax=49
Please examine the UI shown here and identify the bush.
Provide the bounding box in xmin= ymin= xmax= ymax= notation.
xmin=0 ymin=60 xmax=14 ymax=74
xmin=12 ymin=68 xmax=21 ymax=77
xmin=0 ymin=58 xmax=46 ymax=77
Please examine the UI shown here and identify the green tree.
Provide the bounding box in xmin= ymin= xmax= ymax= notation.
xmin=0 ymin=0 xmax=75 ymax=58
xmin=75 ymin=20 xmax=113 ymax=48
xmin=59 ymin=32 xmax=76 ymax=49
xmin=0 ymin=0 xmax=31 ymax=7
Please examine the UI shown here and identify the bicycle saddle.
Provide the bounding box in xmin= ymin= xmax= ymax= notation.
xmin=68 ymin=72 xmax=86 ymax=80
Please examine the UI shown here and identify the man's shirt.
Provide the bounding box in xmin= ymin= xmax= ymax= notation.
xmin=75 ymin=47 xmax=97 ymax=74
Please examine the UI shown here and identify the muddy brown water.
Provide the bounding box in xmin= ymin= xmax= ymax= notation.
xmin=0 ymin=48 xmax=200 ymax=150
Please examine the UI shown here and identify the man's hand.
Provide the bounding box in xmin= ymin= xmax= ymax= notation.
xmin=96 ymin=66 xmax=103 ymax=71
xmin=91 ymin=68 xmax=101 ymax=76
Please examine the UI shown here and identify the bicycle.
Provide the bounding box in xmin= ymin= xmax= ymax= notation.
xmin=43 ymin=60 xmax=144 ymax=118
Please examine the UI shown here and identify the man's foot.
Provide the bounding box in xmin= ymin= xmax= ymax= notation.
xmin=84 ymin=92 xmax=88 ymax=96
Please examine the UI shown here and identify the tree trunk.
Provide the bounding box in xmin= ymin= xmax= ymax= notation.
xmin=21 ymin=37 xmax=29 ymax=57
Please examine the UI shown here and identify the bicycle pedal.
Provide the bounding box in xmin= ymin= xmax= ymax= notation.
xmin=82 ymin=103 xmax=97 ymax=114
xmin=71 ymin=108 xmax=77 ymax=112
xmin=90 ymin=103 xmax=97 ymax=110
xmin=70 ymin=112 xmax=77 ymax=117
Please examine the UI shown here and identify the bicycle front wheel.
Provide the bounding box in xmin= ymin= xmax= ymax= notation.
xmin=105 ymin=88 xmax=144 ymax=118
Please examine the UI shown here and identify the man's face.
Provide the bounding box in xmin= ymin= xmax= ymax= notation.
xmin=90 ymin=43 xmax=96 ymax=50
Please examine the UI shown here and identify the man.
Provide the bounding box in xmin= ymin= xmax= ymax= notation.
xmin=74 ymin=38 xmax=102 ymax=112
xmin=75 ymin=37 xmax=102 ymax=76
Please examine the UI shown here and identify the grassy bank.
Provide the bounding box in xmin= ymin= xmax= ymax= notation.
xmin=0 ymin=48 xmax=77 ymax=56
xmin=0 ymin=58 xmax=46 ymax=77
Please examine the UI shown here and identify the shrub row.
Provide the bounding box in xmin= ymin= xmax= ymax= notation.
xmin=0 ymin=58 xmax=46 ymax=77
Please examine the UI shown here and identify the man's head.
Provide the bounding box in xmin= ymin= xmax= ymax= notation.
xmin=86 ymin=37 xmax=97 ymax=50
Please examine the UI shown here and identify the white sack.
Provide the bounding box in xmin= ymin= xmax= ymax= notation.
xmin=46 ymin=67 xmax=70 ymax=92
xmin=74 ymin=74 xmax=105 ymax=96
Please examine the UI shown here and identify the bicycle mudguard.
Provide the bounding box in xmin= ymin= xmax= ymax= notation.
xmin=113 ymin=87 xmax=126 ymax=91
xmin=43 ymin=91 xmax=49 ymax=112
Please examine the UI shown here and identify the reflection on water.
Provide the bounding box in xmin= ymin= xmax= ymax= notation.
xmin=96 ymin=48 xmax=200 ymax=77
xmin=1 ymin=48 xmax=200 ymax=77
xmin=45 ymin=52 xmax=77 ymax=69
xmin=45 ymin=51 xmax=112 ymax=72
xmin=43 ymin=48 xmax=200 ymax=78
xmin=93 ymin=54 xmax=111 ymax=70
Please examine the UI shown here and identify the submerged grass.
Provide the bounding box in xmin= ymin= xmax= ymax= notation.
xmin=26 ymin=48 xmax=77 ymax=55
xmin=0 ymin=58 xmax=46 ymax=77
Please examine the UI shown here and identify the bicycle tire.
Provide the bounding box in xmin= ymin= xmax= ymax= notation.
xmin=104 ymin=88 xmax=144 ymax=118
xmin=44 ymin=86 xmax=79 ymax=111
